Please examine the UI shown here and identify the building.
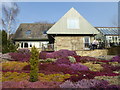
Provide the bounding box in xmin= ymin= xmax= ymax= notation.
xmin=95 ymin=27 xmax=120 ymax=47
xmin=13 ymin=23 xmax=53 ymax=49
xmin=47 ymin=8 xmax=99 ymax=51
xmin=13 ymin=8 xmax=120 ymax=51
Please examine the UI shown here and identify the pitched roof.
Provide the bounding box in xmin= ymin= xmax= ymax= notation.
xmin=13 ymin=23 xmax=53 ymax=40
xmin=47 ymin=8 xmax=99 ymax=35
xmin=96 ymin=27 xmax=120 ymax=35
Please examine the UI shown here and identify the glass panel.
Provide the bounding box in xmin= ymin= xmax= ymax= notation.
xmin=26 ymin=30 xmax=31 ymax=35
xmin=24 ymin=43 xmax=28 ymax=48
xmin=84 ymin=37 xmax=90 ymax=48
xmin=21 ymin=43 xmax=23 ymax=48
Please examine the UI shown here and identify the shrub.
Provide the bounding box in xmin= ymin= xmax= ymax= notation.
xmin=55 ymin=57 xmax=71 ymax=65
xmin=70 ymin=63 xmax=89 ymax=71
xmin=101 ymin=64 xmax=120 ymax=73
xmin=95 ymin=72 xmax=120 ymax=76
xmin=73 ymin=55 xmax=81 ymax=62
xmin=2 ymin=61 xmax=28 ymax=71
xmin=2 ymin=72 xmax=70 ymax=82
xmin=17 ymin=49 xmax=30 ymax=54
xmin=59 ymin=79 xmax=109 ymax=88
xmin=39 ymin=49 xmax=77 ymax=59
xmin=109 ymin=62 xmax=120 ymax=66
xmin=82 ymin=62 xmax=103 ymax=71
xmin=2 ymin=72 xmax=29 ymax=82
xmin=52 ymin=49 xmax=77 ymax=58
xmin=2 ymin=80 xmax=61 ymax=88
xmin=39 ymin=51 xmax=47 ymax=59
xmin=38 ymin=73 xmax=70 ymax=82
xmin=80 ymin=56 xmax=99 ymax=63
xmin=2 ymin=30 xmax=17 ymax=54
xmin=29 ymin=46 xmax=39 ymax=82
xmin=68 ymin=56 xmax=76 ymax=63
xmin=110 ymin=55 xmax=120 ymax=63
xmin=39 ymin=58 xmax=56 ymax=63
xmin=66 ymin=71 xmax=96 ymax=82
xmin=95 ymin=76 xmax=120 ymax=85
xmin=101 ymin=64 xmax=114 ymax=73
xmin=9 ymin=52 xmax=30 ymax=62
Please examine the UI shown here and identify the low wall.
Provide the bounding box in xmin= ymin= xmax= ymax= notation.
xmin=76 ymin=49 xmax=108 ymax=57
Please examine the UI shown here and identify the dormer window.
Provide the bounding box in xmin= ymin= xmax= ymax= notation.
xmin=67 ymin=18 xmax=79 ymax=29
xmin=26 ymin=30 xmax=31 ymax=35
xmin=43 ymin=30 xmax=47 ymax=35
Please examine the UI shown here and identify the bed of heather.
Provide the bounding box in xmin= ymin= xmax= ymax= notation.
xmin=1 ymin=49 xmax=120 ymax=88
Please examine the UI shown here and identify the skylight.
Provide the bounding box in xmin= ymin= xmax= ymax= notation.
xmin=26 ymin=30 xmax=31 ymax=35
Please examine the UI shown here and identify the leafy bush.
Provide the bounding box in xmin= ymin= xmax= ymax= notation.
xmin=9 ymin=52 xmax=30 ymax=62
xmin=2 ymin=40 xmax=17 ymax=54
xmin=29 ymin=46 xmax=39 ymax=82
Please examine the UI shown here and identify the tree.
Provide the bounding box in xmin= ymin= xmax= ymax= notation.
xmin=2 ymin=30 xmax=17 ymax=54
xmin=29 ymin=46 xmax=39 ymax=82
xmin=2 ymin=2 xmax=19 ymax=40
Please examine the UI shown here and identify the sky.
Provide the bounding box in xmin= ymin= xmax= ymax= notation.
xmin=1 ymin=2 xmax=118 ymax=33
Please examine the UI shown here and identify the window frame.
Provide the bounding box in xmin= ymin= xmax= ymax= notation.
xmin=83 ymin=36 xmax=90 ymax=50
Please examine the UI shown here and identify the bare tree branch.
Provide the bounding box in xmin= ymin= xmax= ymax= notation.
xmin=2 ymin=2 xmax=19 ymax=40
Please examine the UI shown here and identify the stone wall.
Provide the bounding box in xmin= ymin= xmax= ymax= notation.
xmin=76 ymin=49 xmax=108 ymax=57
xmin=54 ymin=36 xmax=84 ymax=51
xmin=54 ymin=36 xmax=94 ymax=51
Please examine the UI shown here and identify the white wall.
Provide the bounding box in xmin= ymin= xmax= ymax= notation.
xmin=16 ymin=41 xmax=49 ymax=48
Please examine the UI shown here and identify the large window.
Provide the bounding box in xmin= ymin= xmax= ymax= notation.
xmin=67 ymin=18 xmax=79 ymax=29
xmin=84 ymin=36 xmax=90 ymax=49
xmin=24 ymin=43 xmax=28 ymax=48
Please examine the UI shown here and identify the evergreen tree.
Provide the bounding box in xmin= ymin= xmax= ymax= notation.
xmin=2 ymin=30 xmax=17 ymax=54
xmin=29 ymin=46 xmax=39 ymax=82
